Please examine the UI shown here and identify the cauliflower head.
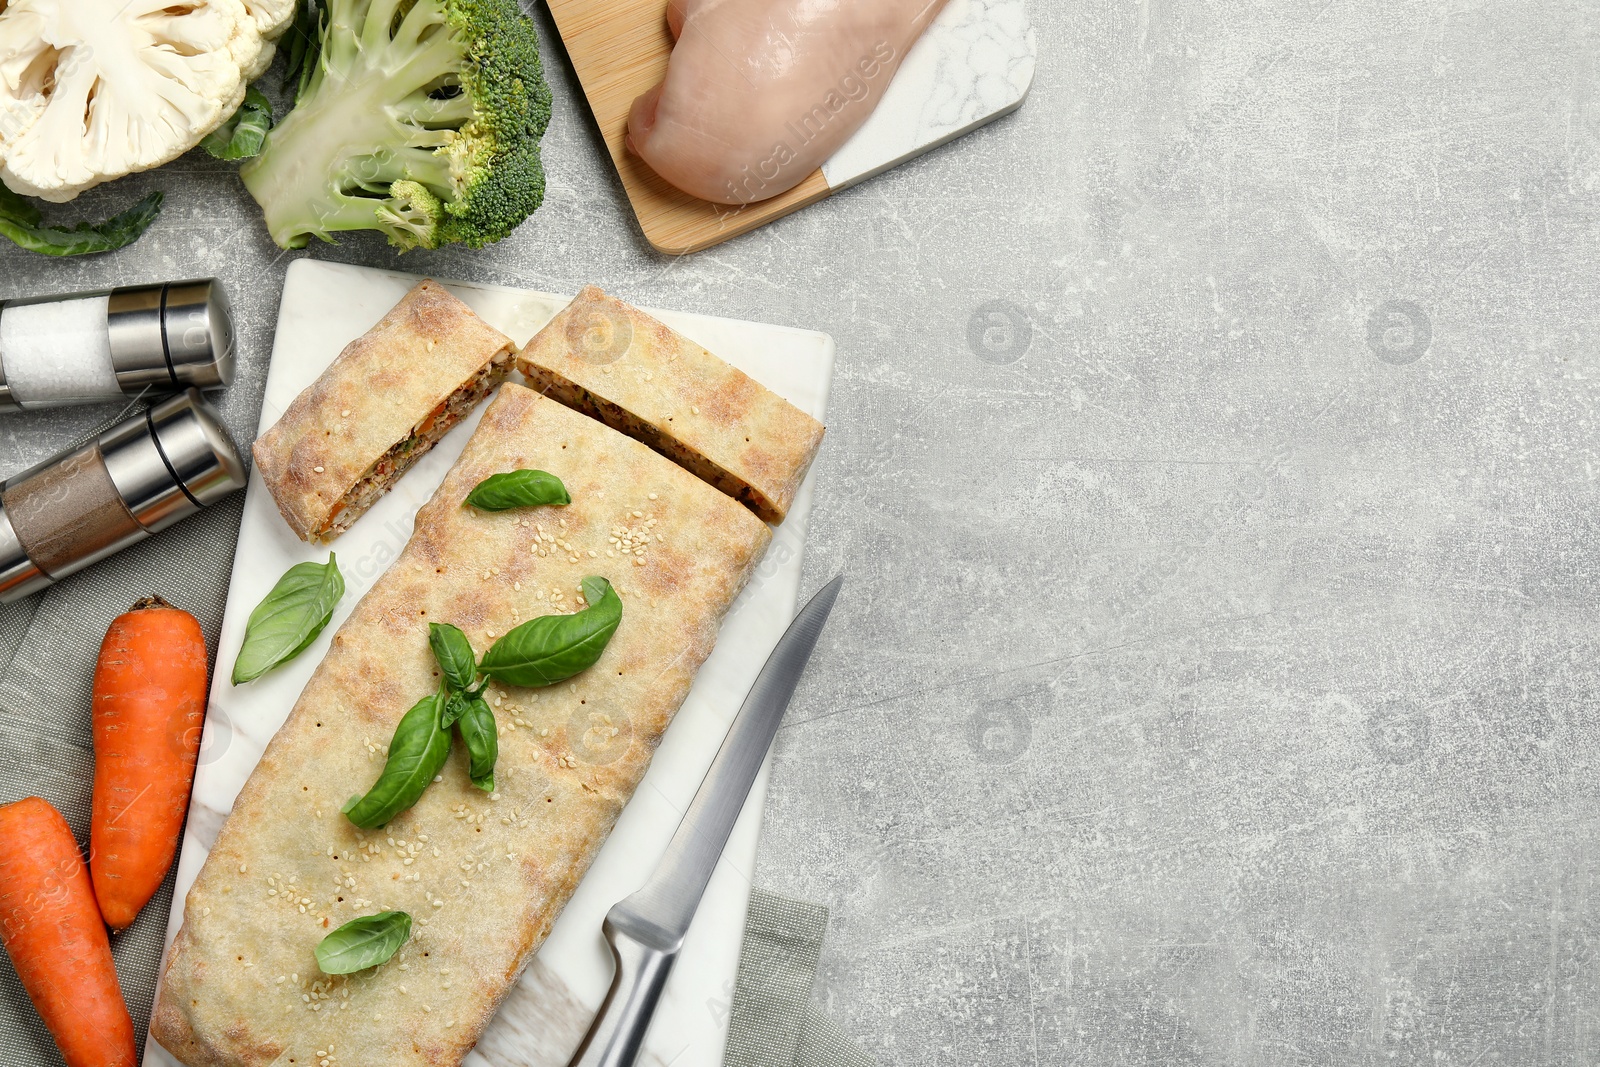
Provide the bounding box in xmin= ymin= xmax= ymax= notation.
xmin=0 ymin=0 xmax=292 ymax=202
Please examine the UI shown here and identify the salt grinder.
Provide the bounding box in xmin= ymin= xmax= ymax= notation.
xmin=0 ymin=279 xmax=235 ymax=411
xmin=0 ymin=390 xmax=246 ymax=602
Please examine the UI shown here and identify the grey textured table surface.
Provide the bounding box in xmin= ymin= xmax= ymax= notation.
xmin=3 ymin=1 xmax=1597 ymax=1063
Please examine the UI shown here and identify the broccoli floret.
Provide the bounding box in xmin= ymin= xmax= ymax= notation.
xmin=241 ymin=0 xmax=553 ymax=251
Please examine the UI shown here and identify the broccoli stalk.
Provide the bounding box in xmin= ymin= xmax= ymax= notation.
xmin=241 ymin=0 xmax=552 ymax=251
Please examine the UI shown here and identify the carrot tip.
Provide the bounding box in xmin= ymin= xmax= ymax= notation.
xmin=128 ymin=596 xmax=177 ymax=612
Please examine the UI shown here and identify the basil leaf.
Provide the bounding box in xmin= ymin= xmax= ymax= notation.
xmin=201 ymin=87 xmax=273 ymax=161
xmin=315 ymin=910 xmax=411 ymax=974
xmin=465 ymin=470 xmax=571 ymax=511
xmin=439 ymin=691 xmax=467 ymax=729
xmin=580 ymin=575 xmax=610 ymax=608
xmin=479 ymin=577 xmax=622 ymax=688
xmin=455 ymin=697 xmax=498 ymax=792
xmin=0 ymin=185 xmax=162 ymax=257
xmin=343 ymin=690 xmax=451 ymax=829
xmin=428 ymin=622 xmax=478 ymax=693
xmin=232 ymin=554 xmax=344 ymax=684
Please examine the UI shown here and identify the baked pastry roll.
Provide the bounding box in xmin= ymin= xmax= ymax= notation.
xmin=152 ymin=384 xmax=772 ymax=1066
xmin=254 ymin=280 xmax=515 ymax=542
xmin=516 ymin=286 xmax=825 ymax=522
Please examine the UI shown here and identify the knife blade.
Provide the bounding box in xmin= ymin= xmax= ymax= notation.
xmin=567 ymin=574 xmax=844 ymax=1067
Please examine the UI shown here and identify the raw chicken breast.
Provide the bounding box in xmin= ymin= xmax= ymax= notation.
xmin=627 ymin=0 xmax=949 ymax=205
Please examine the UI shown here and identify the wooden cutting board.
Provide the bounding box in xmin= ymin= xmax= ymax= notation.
xmin=545 ymin=0 xmax=1038 ymax=254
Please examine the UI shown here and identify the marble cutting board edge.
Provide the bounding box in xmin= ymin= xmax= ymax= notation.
xmin=143 ymin=259 xmax=835 ymax=1067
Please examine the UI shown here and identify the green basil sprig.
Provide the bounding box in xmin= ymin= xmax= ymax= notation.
xmin=315 ymin=910 xmax=411 ymax=974
xmin=428 ymin=622 xmax=479 ymax=694
xmin=455 ymin=697 xmax=499 ymax=793
xmin=466 ymin=470 xmax=571 ymax=511
xmin=439 ymin=690 xmax=468 ymax=729
xmin=479 ymin=577 xmax=622 ymax=689
xmin=342 ymin=689 xmax=451 ymax=829
xmin=340 ymin=577 xmax=621 ymax=817
xmin=429 ymin=627 xmax=496 ymax=788
xmin=233 ymin=554 xmax=344 ymax=684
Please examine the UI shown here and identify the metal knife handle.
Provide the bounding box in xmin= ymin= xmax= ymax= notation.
xmin=566 ymin=917 xmax=679 ymax=1067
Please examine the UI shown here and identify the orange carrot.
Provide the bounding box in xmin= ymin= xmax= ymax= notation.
xmin=0 ymin=797 xmax=136 ymax=1067
xmin=90 ymin=596 xmax=208 ymax=931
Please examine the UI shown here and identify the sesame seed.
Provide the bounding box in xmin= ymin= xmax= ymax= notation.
xmin=341 ymin=410 xmax=350 ymax=417
xmin=691 ymin=406 xmax=700 ymax=415
xmin=648 ymin=493 xmax=658 ymax=500
xmin=313 ymin=466 xmax=325 ymax=473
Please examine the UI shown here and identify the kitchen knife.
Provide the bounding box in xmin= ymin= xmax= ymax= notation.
xmin=567 ymin=574 xmax=844 ymax=1067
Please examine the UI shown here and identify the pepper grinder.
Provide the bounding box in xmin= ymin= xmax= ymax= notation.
xmin=0 ymin=279 xmax=235 ymax=411
xmin=0 ymin=389 xmax=246 ymax=602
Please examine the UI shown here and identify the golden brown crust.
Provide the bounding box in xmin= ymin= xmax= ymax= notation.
xmin=254 ymin=280 xmax=516 ymax=543
xmin=515 ymin=287 xmax=825 ymax=523
xmin=153 ymin=385 xmax=772 ymax=1067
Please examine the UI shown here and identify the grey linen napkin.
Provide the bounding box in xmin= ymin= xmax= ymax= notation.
xmin=0 ymin=487 xmax=243 ymax=1067
xmin=726 ymin=889 xmax=874 ymax=1067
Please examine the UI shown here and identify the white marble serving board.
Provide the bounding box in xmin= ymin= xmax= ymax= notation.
xmin=820 ymin=0 xmax=1038 ymax=192
xmin=145 ymin=260 xmax=834 ymax=1067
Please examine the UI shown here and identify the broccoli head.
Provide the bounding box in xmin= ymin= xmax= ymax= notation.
xmin=241 ymin=0 xmax=553 ymax=251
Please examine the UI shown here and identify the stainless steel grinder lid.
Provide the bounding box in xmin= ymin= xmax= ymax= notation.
xmin=100 ymin=387 xmax=246 ymax=535
xmin=106 ymin=278 xmax=237 ymax=394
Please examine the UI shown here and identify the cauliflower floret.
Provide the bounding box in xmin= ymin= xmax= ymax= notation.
xmin=0 ymin=0 xmax=290 ymax=202
xmin=240 ymin=0 xmax=296 ymax=80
